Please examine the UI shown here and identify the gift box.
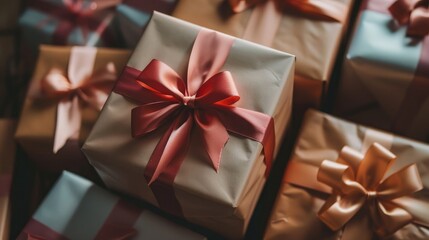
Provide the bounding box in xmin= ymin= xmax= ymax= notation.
xmin=82 ymin=12 xmax=295 ymax=239
xmin=173 ymin=0 xmax=353 ymax=113
xmin=264 ymin=109 xmax=429 ymax=240
xmin=116 ymin=0 xmax=177 ymax=48
xmin=0 ymin=119 xmax=17 ymax=240
xmin=17 ymin=171 xmax=207 ymax=240
xmin=335 ymin=0 xmax=429 ymax=142
xmin=15 ymin=45 xmax=130 ymax=177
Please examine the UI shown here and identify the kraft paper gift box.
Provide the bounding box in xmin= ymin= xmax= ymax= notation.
xmin=15 ymin=45 xmax=130 ymax=177
xmin=82 ymin=12 xmax=295 ymax=239
xmin=173 ymin=0 xmax=353 ymax=113
xmin=335 ymin=0 xmax=429 ymax=142
xmin=0 ymin=119 xmax=17 ymax=240
xmin=17 ymin=171 xmax=207 ymax=240
xmin=116 ymin=0 xmax=177 ymax=48
xmin=264 ymin=109 xmax=429 ymax=240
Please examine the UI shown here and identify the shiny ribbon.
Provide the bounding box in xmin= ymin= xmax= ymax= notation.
xmin=114 ymin=29 xmax=275 ymax=186
xmin=39 ymin=47 xmax=118 ymax=153
xmin=30 ymin=0 xmax=121 ymax=44
xmin=389 ymin=0 xmax=429 ymax=37
xmin=228 ymin=0 xmax=346 ymax=22
xmin=317 ymin=143 xmax=423 ymax=237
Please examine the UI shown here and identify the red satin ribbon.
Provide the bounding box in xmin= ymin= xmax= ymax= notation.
xmin=389 ymin=0 xmax=429 ymax=37
xmin=114 ymin=30 xmax=275 ymax=188
xmin=228 ymin=0 xmax=346 ymax=22
xmin=29 ymin=0 xmax=120 ymax=45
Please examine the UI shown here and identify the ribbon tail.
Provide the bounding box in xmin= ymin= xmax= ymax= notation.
xmin=393 ymin=197 xmax=429 ymax=229
xmin=216 ymin=107 xmax=275 ymax=176
xmin=53 ymin=97 xmax=81 ymax=153
xmin=144 ymin=111 xmax=193 ymax=185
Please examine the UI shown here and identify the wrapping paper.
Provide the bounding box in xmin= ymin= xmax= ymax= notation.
xmin=173 ymin=0 xmax=353 ymax=112
xmin=335 ymin=0 xmax=429 ymax=142
xmin=83 ymin=13 xmax=295 ymax=239
xmin=116 ymin=0 xmax=178 ymax=48
xmin=264 ymin=110 xmax=429 ymax=240
xmin=15 ymin=45 xmax=129 ymax=176
xmin=0 ymin=119 xmax=17 ymax=240
xmin=17 ymin=171 xmax=207 ymax=240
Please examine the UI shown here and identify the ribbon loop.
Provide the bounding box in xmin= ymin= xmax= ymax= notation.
xmin=114 ymin=29 xmax=276 ymax=187
xmin=389 ymin=0 xmax=429 ymax=37
xmin=317 ymin=143 xmax=423 ymax=237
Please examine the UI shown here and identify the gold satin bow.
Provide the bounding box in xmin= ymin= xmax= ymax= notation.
xmin=389 ymin=0 xmax=429 ymax=37
xmin=228 ymin=0 xmax=346 ymax=22
xmin=41 ymin=63 xmax=117 ymax=153
xmin=317 ymin=143 xmax=423 ymax=237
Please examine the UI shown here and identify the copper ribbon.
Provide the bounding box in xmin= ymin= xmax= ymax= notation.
xmin=389 ymin=0 xmax=429 ymax=37
xmin=284 ymin=142 xmax=429 ymax=239
xmin=30 ymin=0 xmax=121 ymax=45
xmin=18 ymin=200 xmax=139 ymax=240
xmin=228 ymin=0 xmax=347 ymax=22
xmin=114 ymin=30 xmax=275 ymax=214
xmin=39 ymin=48 xmax=118 ymax=153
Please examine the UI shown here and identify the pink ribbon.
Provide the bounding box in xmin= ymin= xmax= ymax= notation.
xmin=30 ymin=0 xmax=121 ymax=45
xmin=39 ymin=48 xmax=118 ymax=153
xmin=114 ymin=29 xmax=275 ymax=187
xmin=389 ymin=0 xmax=429 ymax=37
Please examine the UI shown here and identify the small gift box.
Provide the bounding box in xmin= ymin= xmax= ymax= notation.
xmin=335 ymin=0 xmax=429 ymax=142
xmin=82 ymin=13 xmax=294 ymax=239
xmin=0 ymin=119 xmax=17 ymax=240
xmin=15 ymin=45 xmax=130 ymax=177
xmin=264 ymin=110 xmax=429 ymax=240
xmin=17 ymin=171 xmax=207 ymax=240
xmin=116 ymin=0 xmax=178 ymax=48
xmin=173 ymin=0 xmax=353 ymax=114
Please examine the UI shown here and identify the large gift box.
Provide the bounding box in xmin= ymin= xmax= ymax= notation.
xmin=173 ymin=0 xmax=353 ymax=113
xmin=0 ymin=119 xmax=17 ymax=240
xmin=17 ymin=171 xmax=207 ymax=240
xmin=335 ymin=0 xmax=429 ymax=142
xmin=82 ymin=13 xmax=295 ymax=239
xmin=15 ymin=45 xmax=129 ymax=176
xmin=116 ymin=0 xmax=177 ymax=48
xmin=264 ymin=110 xmax=429 ymax=240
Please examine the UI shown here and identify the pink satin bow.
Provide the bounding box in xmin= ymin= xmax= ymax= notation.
xmin=228 ymin=0 xmax=346 ymax=22
xmin=389 ymin=0 xmax=429 ymax=37
xmin=114 ymin=29 xmax=275 ymax=185
xmin=41 ymin=62 xmax=117 ymax=153
xmin=317 ymin=143 xmax=423 ymax=237
xmin=31 ymin=0 xmax=121 ymax=44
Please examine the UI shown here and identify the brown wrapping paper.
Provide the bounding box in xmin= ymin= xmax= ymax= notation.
xmin=15 ymin=46 xmax=130 ymax=176
xmin=173 ymin=0 xmax=353 ymax=111
xmin=264 ymin=110 xmax=429 ymax=240
xmin=83 ymin=13 xmax=295 ymax=239
xmin=0 ymin=119 xmax=16 ymax=240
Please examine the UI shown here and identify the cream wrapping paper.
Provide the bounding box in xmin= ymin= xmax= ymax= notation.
xmin=0 ymin=119 xmax=17 ymax=240
xmin=83 ymin=12 xmax=295 ymax=239
xmin=173 ymin=0 xmax=353 ymax=111
xmin=264 ymin=110 xmax=429 ymax=240
xmin=15 ymin=45 xmax=130 ymax=176
xmin=18 ymin=171 xmax=207 ymax=240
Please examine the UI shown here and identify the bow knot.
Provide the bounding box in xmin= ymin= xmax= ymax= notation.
xmin=182 ymin=95 xmax=196 ymax=108
xmin=389 ymin=0 xmax=429 ymax=37
xmin=317 ymin=143 xmax=423 ymax=237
